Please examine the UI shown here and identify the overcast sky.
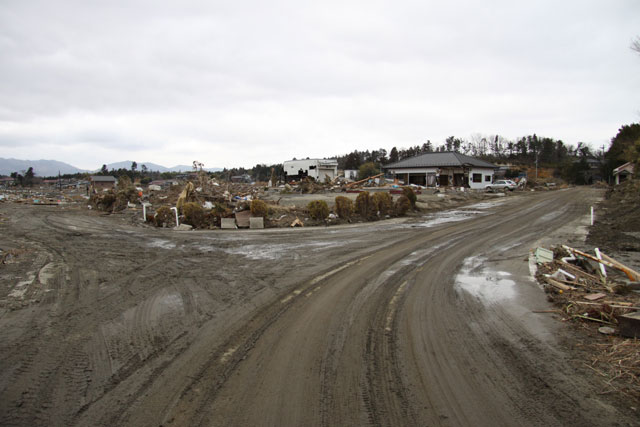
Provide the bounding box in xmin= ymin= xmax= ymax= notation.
xmin=1 ymin=1 xmax=639 ymax=170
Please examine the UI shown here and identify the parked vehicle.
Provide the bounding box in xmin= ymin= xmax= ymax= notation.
xmin=485 ymin=179 xmax=517 ymax=192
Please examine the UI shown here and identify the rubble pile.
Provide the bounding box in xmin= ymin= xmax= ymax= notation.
xmin=534 ymin=245 xmax=640 ymax=398
xmin=0 ymin=188 xmax=85 ymax=205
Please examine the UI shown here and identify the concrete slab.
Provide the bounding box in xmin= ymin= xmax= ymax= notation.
xmin=619 ymin=311 xmax=640 ymax=338
xmin=221 ymin=218 xmax=237 ymax=229
xmin=173 ymin=223 xmax=193 ymax=231
xmin=235 ymin=210 xmax=251 ymax=228
xmin=250 ymin=217 xmax=264 ymax=229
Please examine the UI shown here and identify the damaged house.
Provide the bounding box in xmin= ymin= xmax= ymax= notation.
xmin=384 ymin=152 xmax=497 ymax=189
xmin=613 ymin=162 xmax=635 ymax=185
xmin=90 ymin=175 xmax=117 ymax=192
xmin=283 ymin=159 xmax=338 ymax=182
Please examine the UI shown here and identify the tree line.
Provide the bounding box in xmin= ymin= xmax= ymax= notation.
xmin=333 ymin=133 xmax=598 ymax=171
xmin=6 ymin=124 xmax=638 ymax=186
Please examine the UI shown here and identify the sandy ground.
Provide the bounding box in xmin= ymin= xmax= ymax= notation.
xmin=0 ymin=187 xmax=637 ymax=426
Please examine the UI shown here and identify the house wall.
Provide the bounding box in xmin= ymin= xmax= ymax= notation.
xmin=388 ymin=167 xmax=438 ymax=187
xmin=283 ymin=160 xmax=338 ymax=181
xmin=388 ymin=166 xmax=494 ymax=189
xmin=92 ymin=181 xmax=115 ymax=191
xmin=344 ymin=169 xmax=358 ymax=180
xmin=613 ymin=163 xmax=634 ymax=185
xmin=468 ymin=167 xmax=495 ymax=190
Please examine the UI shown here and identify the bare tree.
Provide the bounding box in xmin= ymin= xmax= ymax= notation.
xmin=632 ymin=36 xmax=640 ymax=54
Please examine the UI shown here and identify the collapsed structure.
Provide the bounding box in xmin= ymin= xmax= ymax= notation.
xmin=283 ymin=159 xmax=338 ymax=182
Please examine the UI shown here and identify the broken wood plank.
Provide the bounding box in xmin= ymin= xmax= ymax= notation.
xmin=600 ymin=253 xmax=640 ymax=281
xmin=571 ymin=301 xmax=640 ymax=310
xmin=562 ymin=245 xmax=636 ymax=281
xmin=584 ymin=292 xmax=606 ymax=301
xmin=345 ymin=173 xmax=384 ymax=188
xmin=557 ymin=261 xmax=601 ymax=282
xmin=571 ymin=314 xmax=614 ymax=325
xmin=545 ymin=277 xmax=574 ymax=291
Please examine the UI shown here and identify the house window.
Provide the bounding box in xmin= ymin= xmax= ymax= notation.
xmin=472 ymin=173 xmax=482 ymax=183
xmin=485 ymin=175 xmax=491 ymax=182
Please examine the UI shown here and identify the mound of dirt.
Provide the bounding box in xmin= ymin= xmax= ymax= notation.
xmin=588 ymin=180 xmax=640 ymax=252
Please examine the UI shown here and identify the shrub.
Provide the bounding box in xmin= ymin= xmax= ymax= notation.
xmin=154 ymin=206 xmax=174 ymax=227
xmin=117 ymin=175 xmax=133 ymax=190
xmin=334 ymin=196 xmax=354 ymax=219
xmin=307 ymin=200 xmax=330 ymax=220
xmin=250 ymin=199 xmax=269 ymax=217
xmin=402 ymin=187 xmax=417 ymax=208
xmin=91 ymin=191 xmax=117 ymax=211
xmin=204 ymin=211 xmax=220 ymax=228
xmin=355 ymin=191 xmax=373 ymax=218
xmin=358 ymin=162 xmax=379 ymax=180
xmin=372 ymin=192 xmax=393 ymax=216
xmin=182 ymin=202 xmax=206 ymax=228
xmin=395 ymin=195 xmax=411 ymax=216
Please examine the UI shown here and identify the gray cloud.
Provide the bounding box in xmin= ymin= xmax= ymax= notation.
xmin=1 ymin=0 xmax=639 ymax=169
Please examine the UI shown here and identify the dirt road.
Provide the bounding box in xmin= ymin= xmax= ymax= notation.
xmin=0 ymin=187 xmax=635 ymax=426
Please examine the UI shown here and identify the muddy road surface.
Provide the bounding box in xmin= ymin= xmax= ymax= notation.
xmin=0 ymin=187 xmax=635 ymax=426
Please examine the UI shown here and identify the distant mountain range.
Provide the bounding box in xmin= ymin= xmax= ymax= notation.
xmin=0 ymin=158 xmax=222 ymax=177
xmin=101 ymin=161 xmax=222 ymax=174
xmin=0 ymin=158 xmax=85 ymax=177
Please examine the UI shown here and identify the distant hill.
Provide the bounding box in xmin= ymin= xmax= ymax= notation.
xmin=0 ymin=158 xmax=222 ymax=177
xmin=0 ymin=158 xmax=86 ymax=177
xmin=102 ymin=161 xmax=222 ymax=173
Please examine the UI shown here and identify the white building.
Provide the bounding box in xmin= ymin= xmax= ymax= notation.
xmin=283 ymin=159 xmax=339 ymax=182
xmin=384 ymin=152 xmax=497 ymax=190
xmin=344 ymin=169 xmax=359 ymax=180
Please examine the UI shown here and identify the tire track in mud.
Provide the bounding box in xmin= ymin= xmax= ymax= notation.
xmin=167 ymin=188 xmax=600 ymax=426
xmin=1 ymin=210 xmax=203 ymax=426
xmin=171 ymin=227 xmax=476 ymax=426
xmin=159 ymin=253 xmax=383 ymax=427
xmin=393 ymin=188 xmax=606 ymax=426
xmin=172 ymin=204 xmax=529 ymax=425
xmin=3 ymin=189 xmax=621 ymax=426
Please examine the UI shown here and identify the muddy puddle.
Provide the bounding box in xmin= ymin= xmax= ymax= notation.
xmin=454 ymin=256 xmax=517 ymax=303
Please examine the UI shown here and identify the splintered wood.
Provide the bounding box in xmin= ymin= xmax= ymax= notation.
xmin=534 ymin=245 xmax=640 ymax=400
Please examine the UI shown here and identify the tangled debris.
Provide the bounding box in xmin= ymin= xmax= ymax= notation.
xmin=534 ymin=244 xmax=640 ymax=399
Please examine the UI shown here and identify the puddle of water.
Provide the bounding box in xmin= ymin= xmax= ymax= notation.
xmin=455 ymin=256 xmax=516 ymax=303
xmin=413 ymin=209 xmax=484 ymax=228
xmin=466 ymin=200 xmax=507 ymax=210
xmin=204 ymin=241 xmax=341 ymax=260
xmin=147 ymin=239 xmax=177 ymax=249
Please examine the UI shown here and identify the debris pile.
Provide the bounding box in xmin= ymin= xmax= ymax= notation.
xmin=534 ymin=244 xmax=640 ymax=398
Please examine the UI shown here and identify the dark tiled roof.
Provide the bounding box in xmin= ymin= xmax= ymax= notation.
xmin=384 ymin=152 xmax=497 ymax=169
xmin=90 ymin=176 xmax=117 ymax=182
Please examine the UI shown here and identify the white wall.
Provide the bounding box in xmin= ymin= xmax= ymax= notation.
xmin=468 ymin=168 xmax=494 ymax=189
xmin=283 ymin=159 xmax=338 ymax=180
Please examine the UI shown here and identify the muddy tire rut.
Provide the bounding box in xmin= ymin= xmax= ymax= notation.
xmin=0 ymin=188 xmax=636 ymax=426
